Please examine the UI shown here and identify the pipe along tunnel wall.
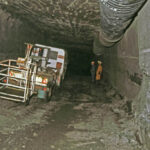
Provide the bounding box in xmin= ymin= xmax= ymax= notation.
xmin=0 ymin=1 xmax=150 ymax=150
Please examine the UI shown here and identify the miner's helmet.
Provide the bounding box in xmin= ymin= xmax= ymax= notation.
xmin=91 ymin=61 xmax=95 ymax=65
xmin=98 ymin=60 xmax=102 ymax=64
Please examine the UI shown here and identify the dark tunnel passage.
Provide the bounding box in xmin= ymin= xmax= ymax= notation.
xmin=67 ymin=49 xmax=94 ymax=76
xmin=0 ymin=0 xmax=150 ymax=150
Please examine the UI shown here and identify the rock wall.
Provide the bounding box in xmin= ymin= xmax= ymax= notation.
xmin=102 ymin=1 xmax=150 ymax=149
xmin=0 ymin=0 xmax=100 ymax=51
xmin=135 ymin=1 xmax=150 ymax=149
xmin=103 ymin=19 xmax=142 ymax=99
xmin=0 ymin=9 xmax=45 ymax=60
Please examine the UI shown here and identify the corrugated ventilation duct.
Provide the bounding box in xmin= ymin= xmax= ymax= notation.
xmin=99 ymin=0 xmax=147 ymax=47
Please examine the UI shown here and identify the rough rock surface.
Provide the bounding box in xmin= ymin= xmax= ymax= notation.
xmin=0 ymin=9 xmax=46 ymax=59
xmin=0 ymin=0 xmax=100 ymax=50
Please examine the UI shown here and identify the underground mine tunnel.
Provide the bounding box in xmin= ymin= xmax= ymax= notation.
xmin=0 ymin=0 xmax=150 ymax=150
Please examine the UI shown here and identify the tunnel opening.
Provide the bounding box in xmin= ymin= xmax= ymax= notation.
xmin=66 ymin=48 xmax=95 ymax=76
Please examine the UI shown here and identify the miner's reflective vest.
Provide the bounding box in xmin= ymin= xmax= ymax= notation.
xmin=96 ymin=64 xmax=102 ymax=80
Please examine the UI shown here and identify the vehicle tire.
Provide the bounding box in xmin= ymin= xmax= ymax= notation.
xmin=25 ymin=94 xmax=35 ymax=105
xmin=46 ymin=87 xmax=52 ymax=102
xmin=25 ymin=98 xmax=30 ymax=106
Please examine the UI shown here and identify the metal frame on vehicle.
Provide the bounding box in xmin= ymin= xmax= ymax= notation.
xmin=0 ymin=59 xmax=36 ymax=103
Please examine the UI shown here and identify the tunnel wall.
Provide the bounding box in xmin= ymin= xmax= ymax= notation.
xmin=0 ymin=9 xmax=45 ymax=60
xmin=103 ymin=19 xmax=142 ymax=99
xmin=135 ymin=1 xmax=150 ymax=149
xmin=102 ymin=1 xmax=150 ymax=149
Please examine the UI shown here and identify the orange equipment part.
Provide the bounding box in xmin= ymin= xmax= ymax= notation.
xmin=56 ymin=62 xmax=62 ymax=69
xmin=27 ymin=44 xmax=33 ymax=50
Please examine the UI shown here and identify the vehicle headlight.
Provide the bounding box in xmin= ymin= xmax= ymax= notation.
xmin=36 ymin=76 xmax=43 ymax=83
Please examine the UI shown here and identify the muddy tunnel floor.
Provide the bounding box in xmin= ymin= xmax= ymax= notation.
xmin=0 ymin=76 xmax=142 ymax=150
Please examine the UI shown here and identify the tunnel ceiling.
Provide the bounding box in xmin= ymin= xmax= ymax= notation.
xmin=0 ymin=0 xmax=100 ymax=50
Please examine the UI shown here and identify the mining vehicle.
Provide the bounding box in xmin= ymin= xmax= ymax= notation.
xmin=0 ymin=43 xmax=67 ymax=104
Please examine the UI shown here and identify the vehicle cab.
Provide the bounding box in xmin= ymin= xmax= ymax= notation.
xmin=30 ymin=44 xmax=67 ymax=87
